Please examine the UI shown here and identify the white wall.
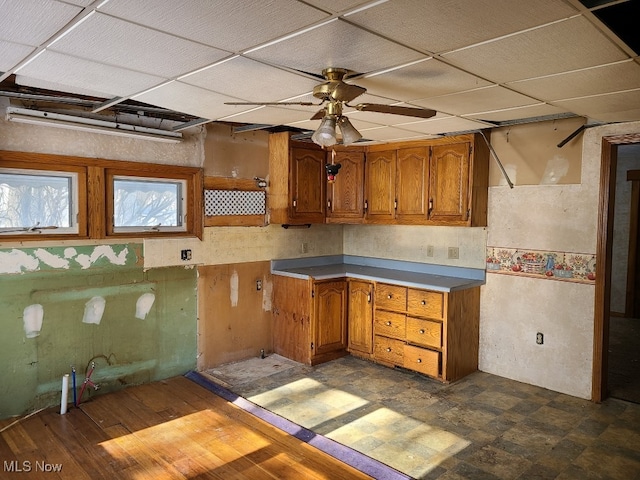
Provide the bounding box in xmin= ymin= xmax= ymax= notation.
xmin=343 ymin=224 xmax=487 ymax=270
xmin=0 ymin=98 xmax=204 ymax=167
xmin=480 ymin=120 xmax=640 ymax=399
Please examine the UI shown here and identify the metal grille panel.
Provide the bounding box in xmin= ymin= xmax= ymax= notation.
xmin=204 ymin=189 xmax=265 ymax=216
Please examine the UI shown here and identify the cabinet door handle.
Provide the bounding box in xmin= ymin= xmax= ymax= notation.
xmin=419 ymin=329 xmax=425 ymax=334
xmin=364 ymin=200 xmax=368 ymax=211
xmin=327 ymin=199 xmax=331 ymax=209
xmin=421 ymin=300 xmax=426 ymax=305
xmin=367 ymin=293 xmax=371 ymax=303
xmin=387 ymin=294 xmax=393 ymax=299
xmin=394 ymin=199 xmax=398 ymax=210
xmin=386 ymin=347 xmax=392 ymax=352
xmin=293 ymin=199 xmax=297 ymax=207
xmin=385 ymin=321 xmax=392 ymax=326
xmin=417 ymin=358 xmax=422 ymax=363
xmin=428 ymin=198 xmax=433 ymax=217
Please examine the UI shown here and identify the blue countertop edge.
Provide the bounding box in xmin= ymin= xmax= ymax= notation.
xmin=271 ymin=255 xmax=485 ymax=292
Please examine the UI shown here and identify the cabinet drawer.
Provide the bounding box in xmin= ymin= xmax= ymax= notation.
xmin=406 ymin=317 xmax=442 ymax=349
xmin=375 ymin=284 xmax=407 ymax=311
xmin=374 ymin=335 xmax=404 ymax=365
xmin=407 ymin=289 xmax=444 ymax=319
xmin=374 ymin=311 xmax=406 ymax=339
xmin=404 ymin=345 xmax=440 ymax=377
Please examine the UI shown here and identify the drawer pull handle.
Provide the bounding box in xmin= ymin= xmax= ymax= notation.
xmin=385 ymin=321 xmax=392 ymax=326
xmin=387 ymin=294 xmax=393 ymax=299
xmin=421 ymin=300 xmax=426 ymax=305
xmin=386 ymin=347 xmax=392 ymax=352
xmin=419 ymin=329 xmax=425 ymax=334
xmin=417 ymin=358 xmax=422 ymax=363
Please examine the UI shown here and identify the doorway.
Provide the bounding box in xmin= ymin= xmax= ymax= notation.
xmin=593 ymin=134 xmax=640 ymax=403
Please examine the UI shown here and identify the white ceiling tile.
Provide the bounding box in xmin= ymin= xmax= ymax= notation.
xmin=60 ymin=0 xmax=94 ymax=6
xmin=395 ymin=117 xmax=493 ymax=135
xmin=220 ymin=106 xmax=317 ymax=125
xmin=99 ymin=0 xmax=330 ymax=52
xmin=17 ymin=51 xmax=165 ymax=98
xmin=181 ymin=57 xmax=319 ymax=102
xmin=245 ymin=19 xmax=426 ymax=75
xmin=49 ymin=13 xmax=230 ymax=78
xmin=551 ymin=89 xmax=640 ymax=122
xmin=0 ymin=0 xmax=82 ymax=46
xmin=0 ymin=41 xmax=35 ymax=72
xmin=346 ymin=0 xmax=578 ymax=54
xmin=506 ymin=60 xmax=640 ymax=101
xmin=15 ymin=75 xmax=113 ymax=98
xmin=133 ymin=82 xmax=251 ymax=120
xmin=357 ymin=126 xmax=427 ymax=142
xmin=411 ymin=86 xmax=539 ymax=116
xmin=443 ymin=16 xmax=628 ymax=83
xmin=357 ymin=58 xmax=492 ymax=102
xmin=462 ymin=104 xmax=570 ymax=122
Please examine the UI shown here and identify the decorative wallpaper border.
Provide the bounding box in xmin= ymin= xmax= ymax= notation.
xmin=486 ymin=247 xmax=596 ymax=284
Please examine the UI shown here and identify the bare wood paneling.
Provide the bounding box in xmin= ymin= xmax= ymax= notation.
xmin=197 ymin=262 xmax=273 ymax=369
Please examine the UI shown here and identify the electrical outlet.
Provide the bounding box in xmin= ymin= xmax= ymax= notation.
xmin=180 ymin=249 xmax=192 ymax=261
xmin=426 ymin=245 xmax=434 ymax=257
xmin=301 ymin=242 xmax=309 ymax=254
xmin=447 ymin=247 xmax=459 ymax=259
xmin=256 ymin=279 xmax=262 ymax=291
xmin=536 ymin=332 xmax=544 ymax=345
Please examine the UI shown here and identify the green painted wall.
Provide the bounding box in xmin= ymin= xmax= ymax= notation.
xmin=0 ymin=244 xmax=197 ymax=419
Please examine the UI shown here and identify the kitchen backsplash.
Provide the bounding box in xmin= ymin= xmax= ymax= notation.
xmin=486 ymin=247 xmax=596 ymax=284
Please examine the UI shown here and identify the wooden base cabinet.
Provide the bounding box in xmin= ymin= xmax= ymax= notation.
xmin=272 ymin=275 xmax=348 ymax=366
xmin=372 ymin=283 xmax=480 ymax=382
xmin=347 ymin=280 xmax=374 ymax=355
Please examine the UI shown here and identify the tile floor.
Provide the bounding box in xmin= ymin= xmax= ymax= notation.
xmin=207 ymin=355 xmax=640 ymax=480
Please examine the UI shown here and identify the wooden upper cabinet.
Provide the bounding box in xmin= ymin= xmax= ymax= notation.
xmin=429 ymin=142 xmax=471 ymax=224
xmin=326 ymin=150 xmax=365 ymax=223
xmin=364 ymin=149 xmax=397 ymax=223
xmin=268 ymin=132 xmax=326 ymax=224
xmin=396 ymin=147 xmax=429 ymax=223
xmin=291 ymin=147 xmax=326 ymax=222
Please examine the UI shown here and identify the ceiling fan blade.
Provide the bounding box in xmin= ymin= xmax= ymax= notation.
xmin=332 ymin=82 xmax=366 ymax=103
xmin=310 ymin=109 xmax=325 ymax=121
xmin=354 ymin=103 xmax=437 ymax=119
xmin=224 ymin=101 xmax=319 ymax=106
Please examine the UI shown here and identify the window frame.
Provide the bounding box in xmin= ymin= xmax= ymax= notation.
xmin=0 ymin=150 xmax=202 ymax=241
xmin=0 ymin=158 xmax=88 ymax=240
xmin=106 ymin=168 xmax=197 ymax=237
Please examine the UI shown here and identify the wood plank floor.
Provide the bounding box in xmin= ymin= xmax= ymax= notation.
xmin=0 ymin=376 xmax=372 ymax=479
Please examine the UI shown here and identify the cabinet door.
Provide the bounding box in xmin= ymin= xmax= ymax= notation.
xmin=291 ymin=147 xmax=326 ymax=222
xmin=313 ymin=281 xmax=347 ymax=358
xmin=396 ymin=147 xmax=429 ymax=222
xmin=327 ymin=151 xmax=365 ymax=222
xmin=364 ymin=150 xmax=396 ymax=222
xmin=347 ymin=280 xmax=373 ymax=354
xmin=429 ymin=142 xmax=470 ymax=223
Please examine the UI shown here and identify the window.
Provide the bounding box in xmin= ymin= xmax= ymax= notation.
xmin=0 ymin=161 xmax=86 ymax=237
xmin=0 ymin=151 xmax=202 ymax=240
xmin=112 ymin=176 xmax=187 ymax=233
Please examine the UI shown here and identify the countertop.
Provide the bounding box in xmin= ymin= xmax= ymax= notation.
xmin=271 ymin=255 xmax=485 ymax=292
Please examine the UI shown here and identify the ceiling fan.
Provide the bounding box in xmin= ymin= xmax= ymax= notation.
xmin=225 ymin=67 xmax=437 ymax=147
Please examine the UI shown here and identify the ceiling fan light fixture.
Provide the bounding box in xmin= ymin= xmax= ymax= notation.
xmin=311 ymin=115 xmax=337 ymax=147
xmin=337 ymin=115 xmax=362 ymax=145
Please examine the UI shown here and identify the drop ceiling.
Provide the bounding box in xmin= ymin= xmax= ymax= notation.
xmin=1 ymin=0 xmax=639 ymax=143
